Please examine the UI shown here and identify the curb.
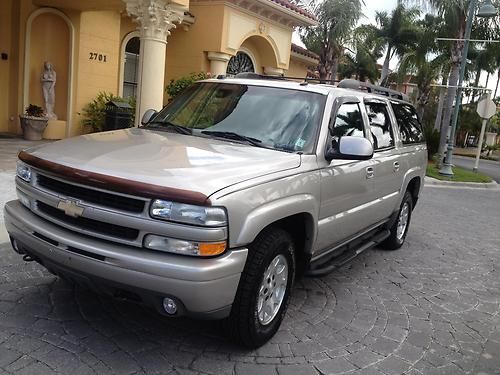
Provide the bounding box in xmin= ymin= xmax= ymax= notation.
xmin=424 ymin=176 xmax=499 ymax=189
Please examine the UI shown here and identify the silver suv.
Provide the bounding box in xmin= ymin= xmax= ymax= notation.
xmin=5 ymin=77 xmax=427 ymax=348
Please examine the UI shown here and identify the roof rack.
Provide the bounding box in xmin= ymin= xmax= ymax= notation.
xmin=225 ymin=74 xmax=409 ymax=101
xmin=231 ymin=72 xmax=336 ymax=84
xmin=337 ymin=79 xmax=409 ymax=101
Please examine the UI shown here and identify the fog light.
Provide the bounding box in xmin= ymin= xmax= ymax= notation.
xmin=163 ymin=297 xmax=177 ymax=315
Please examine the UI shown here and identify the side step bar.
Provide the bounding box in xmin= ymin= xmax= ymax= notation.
xmin=306 ymin=229 xmax=390 ymax=277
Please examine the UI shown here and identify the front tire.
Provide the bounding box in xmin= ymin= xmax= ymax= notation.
xmin=227 ymin=228 xmax=295 ymax=348
xmin=381 ymin=191 xmax=413 ymax=250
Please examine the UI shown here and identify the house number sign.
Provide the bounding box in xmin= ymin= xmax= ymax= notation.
xmin=89 ymin=52 xmax=108 ymax=62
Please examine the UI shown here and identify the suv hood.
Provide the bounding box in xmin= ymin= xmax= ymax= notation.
xmin=26 ymin=128 xmax=301 ymax=199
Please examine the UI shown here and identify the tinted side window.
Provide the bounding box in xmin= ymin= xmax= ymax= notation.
xmin=365 ymin=102 xmax=395 ymax=151
xmin=331 ymin=103 xmax=365 ymax=143
xmin=391 ymin=102 xmax=425 ymax=144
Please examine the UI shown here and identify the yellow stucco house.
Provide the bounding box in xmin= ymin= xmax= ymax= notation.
xmin=0 ymin=0 xmax=319 ymax=139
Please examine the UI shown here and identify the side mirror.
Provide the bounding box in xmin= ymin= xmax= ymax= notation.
xmin=141 ymin=109 xmax=158 ymax=125
xmin=326 ymin=136 xmax=374 ymax=162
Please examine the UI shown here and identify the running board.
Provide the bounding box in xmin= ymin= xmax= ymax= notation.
xmin=306 ymin=229 xmax=390 ymax=277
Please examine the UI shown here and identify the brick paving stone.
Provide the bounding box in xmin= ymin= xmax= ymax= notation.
xmin=315 ymin=356 xmax=358 ymax=374
xmin=235 ymin=363 xmax=277 ymax=375
xmin=0 ymin=346 xmax=21 ymax=367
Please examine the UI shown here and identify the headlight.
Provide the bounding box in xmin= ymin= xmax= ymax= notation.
xmin=144 ymin=234 xmax=227 ymax=257
xmin=16 ymin=161 xmax=31 ymax=182
xmin=150 ymin=200 xmax=227 ymax=227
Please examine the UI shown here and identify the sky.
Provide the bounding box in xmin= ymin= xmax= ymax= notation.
xmin=291 ymin=0 xmax=498 ymax=94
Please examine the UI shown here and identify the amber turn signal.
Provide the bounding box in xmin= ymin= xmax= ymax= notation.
xmin=199 ymin=242 xmax=227 ymax=256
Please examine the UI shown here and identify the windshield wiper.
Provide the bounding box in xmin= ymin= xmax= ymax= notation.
xmin=201 ymin=131 xmax=264 ymax=147
xmin=146 ymin=121 xmax=192 ymax=135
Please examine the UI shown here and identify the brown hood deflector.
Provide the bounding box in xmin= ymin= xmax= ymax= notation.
xmin=18 ymin=151 xmax=211 ymax=206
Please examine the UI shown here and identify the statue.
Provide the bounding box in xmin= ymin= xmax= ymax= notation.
xmin=41 ymin=61 xmax=57 ymax=120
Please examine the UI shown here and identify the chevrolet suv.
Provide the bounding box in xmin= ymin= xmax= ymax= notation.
xmin=5 ymin=76 xmax=427 ymax=348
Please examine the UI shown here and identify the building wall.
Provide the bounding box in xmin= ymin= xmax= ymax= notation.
xmin=71 ymin=11 xmax=121 ymax=136
xmin=287 ymin=58 xmax=310 ymax=78
xmin=0 ymin=0 xmax=14 ymax=133
xmin=163 ymin=3 xmax=226 ymax=103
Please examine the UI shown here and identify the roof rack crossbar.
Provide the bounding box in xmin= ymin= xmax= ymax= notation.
xmin=232 ymin=72 xmax=336 ymax=84
xmin=337 ymin=79 xmax=409 ymax=101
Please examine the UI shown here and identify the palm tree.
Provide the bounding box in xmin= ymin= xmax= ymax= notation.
xmin=300 ymin=0 xmax=364 ymax=82
xmin=397 ymin=15 xmax=447 ymax=120
xmin=364 ymin=4 xmax=420 ymax=85
xmin=338 ymin=46 xmax=380 ymax=83
xmin=404 ymin=0 xmax=500 ymax=164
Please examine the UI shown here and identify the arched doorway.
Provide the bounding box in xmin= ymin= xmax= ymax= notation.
xmin=24 ymin=8 xmax=74 ymax=135
xmin=122 ymin=36 xmax=141 ymax=99
xmin=226 ymin=51 xmax=255 ymax=76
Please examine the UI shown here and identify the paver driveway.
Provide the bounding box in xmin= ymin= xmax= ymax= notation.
xmin=0 ymin=185 xmax=499 ymax=375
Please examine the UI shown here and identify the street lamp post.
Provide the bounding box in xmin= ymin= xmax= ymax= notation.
xmin=439 ymin=0 xmax=498 ymax=176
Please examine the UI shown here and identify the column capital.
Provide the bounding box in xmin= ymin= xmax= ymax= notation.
xmin=207 ymin=51 xmax=232 ymax=63
xmin=124 ymin=0 xmax=185 ymax=42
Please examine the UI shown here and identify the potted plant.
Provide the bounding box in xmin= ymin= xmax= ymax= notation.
xmin=19 ymin=104 xmax=49 ymax=140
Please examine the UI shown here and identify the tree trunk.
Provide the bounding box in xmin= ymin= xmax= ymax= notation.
xmin=485 ymin=72 xmax=490 ymax=88
xmin=472 ymin=68 xmax=481 ymax=102
xmin=495 ymin=70 xmax=500 ymax=99
xmin=434 ymin=74 xmax=448 ymax=131
xmin=319 ymin=43 xmax=334 ymax=83
xmin=437 ymin=16 xmax=466 ymax=168
xmin=380 ymin=45 xmax=391 ymax=86
xmin=330 ymin=56 xmax=339 ymax=84
xmin=417 ymin=83 xmax=431 ymax=122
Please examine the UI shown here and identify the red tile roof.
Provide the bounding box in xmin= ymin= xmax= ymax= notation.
xmin=291 ymin=43 xmax=319 ymax=60
xmin=269 ymin=0 xmax=317 ymax=21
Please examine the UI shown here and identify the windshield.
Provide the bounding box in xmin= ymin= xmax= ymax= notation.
xmin=147 ymin=82 xmax=326 ymax=153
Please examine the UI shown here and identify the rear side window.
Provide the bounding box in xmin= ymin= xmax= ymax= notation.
xmin=331 ymin=103 xmax=365 ymax=144
xmin=391 ymin=102 xmax=425 ymax=144
xmin=365 ymin=102 xmax=395 ymax=151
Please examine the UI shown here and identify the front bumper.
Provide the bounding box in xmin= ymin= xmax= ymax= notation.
xmin=4 ymin=200 xmax=247 ymax=319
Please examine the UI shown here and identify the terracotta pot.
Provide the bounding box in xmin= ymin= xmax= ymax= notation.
xmin=19 ymin=116 xmax=49 ymax=141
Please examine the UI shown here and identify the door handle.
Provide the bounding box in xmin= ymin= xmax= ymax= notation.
xmin=393 ymin=161 xmax=400 ymax=172
xmin=366 ymin=167 xmax=374 ymax=179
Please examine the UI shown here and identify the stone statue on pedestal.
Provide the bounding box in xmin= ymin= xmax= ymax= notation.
xmin=41 ymin=61 xmax=57 ymax=120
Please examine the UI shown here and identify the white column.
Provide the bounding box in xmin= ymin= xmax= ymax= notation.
xmin=207 ymin=52 xmax=232 ymax=77
xmin=124 ymin=0 xmax=184 ymax=125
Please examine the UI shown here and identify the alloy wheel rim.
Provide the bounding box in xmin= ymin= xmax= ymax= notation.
xmin=257 ymin=254 xmax=288 ymax=326
xmin=396 ymin=202 xmax=410 ymax=241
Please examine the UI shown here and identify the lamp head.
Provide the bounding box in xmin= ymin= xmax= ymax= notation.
xmin=477 ymin=0 xmax=498 ymax=18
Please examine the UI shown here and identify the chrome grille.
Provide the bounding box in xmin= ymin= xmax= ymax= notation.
xmin=37 ymin=201 xmax=140 ymax=240
xmin=37 ymin=174 xmax=145 ymax=213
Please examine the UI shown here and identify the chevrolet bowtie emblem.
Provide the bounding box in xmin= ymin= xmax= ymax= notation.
xmin=57 ymin=200 xmax=84 ymax=218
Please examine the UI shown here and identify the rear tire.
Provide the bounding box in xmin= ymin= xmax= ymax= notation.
xmin=381 ymin=191 xmax=413 ymax=250
xmin=226 ymin=228 xmax=295 ymax=348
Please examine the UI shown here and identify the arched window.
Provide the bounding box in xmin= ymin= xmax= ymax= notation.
xmin=227 ymin=52 xmax=255 ymax=76
xmin=123 ymin=37 xmax=140 ymax=98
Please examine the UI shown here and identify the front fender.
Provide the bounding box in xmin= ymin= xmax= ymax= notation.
xmin=235 ymin=194 xmax=318 ymax=248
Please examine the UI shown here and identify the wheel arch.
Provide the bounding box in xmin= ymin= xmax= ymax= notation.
xmin=405 ymin=176 xmax=421 ymax=207
xmin=234 ymin=195 xmax=318 ymax=275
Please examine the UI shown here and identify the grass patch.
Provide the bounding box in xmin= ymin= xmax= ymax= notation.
xmin=426 ymin=162 xmax=492 ymax=183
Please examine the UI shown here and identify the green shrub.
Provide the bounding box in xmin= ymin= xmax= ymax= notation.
xmin=166 ymin=72 xmax=209 ymax=99
xmin=423 ymin=125 xmax=440 ymax=161
xmin=81 ymin=92 xmax=135 ymax=133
